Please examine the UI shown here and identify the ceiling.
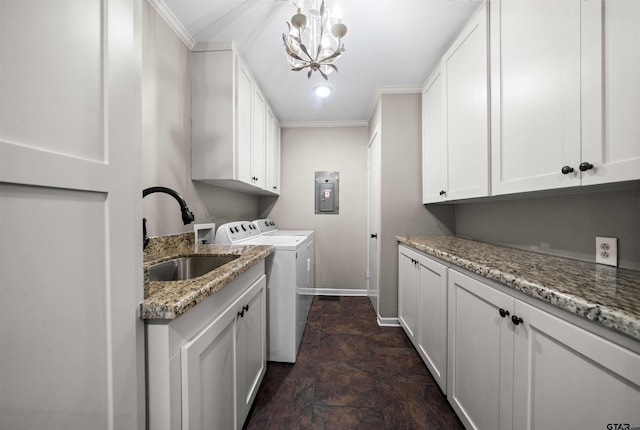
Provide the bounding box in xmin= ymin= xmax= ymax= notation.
xmin=155 ymin=0 xmax=481 ymax=126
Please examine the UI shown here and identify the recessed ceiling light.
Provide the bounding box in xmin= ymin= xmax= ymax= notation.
xmin=314 ymin=85 xmax=333 ymax=98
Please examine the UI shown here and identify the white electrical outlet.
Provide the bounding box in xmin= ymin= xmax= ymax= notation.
xmin=596 ymin=237 xmax=618 ymax=267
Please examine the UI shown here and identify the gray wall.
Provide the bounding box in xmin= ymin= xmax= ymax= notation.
xmin=454 ymin=185 xmax=640 ymax=270
xmin=267 ymin=126 xmax=370 ymax=292
xmin=374 ymin=93 xmax=455 ymax=318
xmin=141 ymin=2 xmax=259 ymax=237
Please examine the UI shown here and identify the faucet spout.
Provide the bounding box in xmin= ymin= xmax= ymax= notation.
xmin=142 ymin=186 xmax=195 ymax=249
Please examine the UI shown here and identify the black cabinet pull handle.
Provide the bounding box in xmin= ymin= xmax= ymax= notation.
xmin=499 ymin=308 xmax=510 ymax=318
xmin=561 ymin=166 xmax=574 ymax=175
xmin=579 ymin=162 xmax=594 ymax=172
xmin=243 ymin=304 xmax=249 ymax=313
xmin=439 ymin=190 xmax=446 ymax=196
xmin=371 ymin=233 xmax=377 ymax=239
xmin=511 ymin=315 xmax=523 ymax=326
xmin=238 ymin=309 xmax=245 ymax=318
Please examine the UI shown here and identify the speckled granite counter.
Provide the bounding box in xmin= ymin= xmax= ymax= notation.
xmin=397 ymin=236 xmax=640 ymax=341
xmin=142 ymin=233 xmax=274 ymax=320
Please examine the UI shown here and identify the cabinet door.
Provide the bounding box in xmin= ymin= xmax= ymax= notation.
xmin=236 ymin=275 xmax=267 ymax=427
xmin=447 ymin=270 xmax=514 ymax=430
xmin=581 ymin=0 xmax=640 ymax=186
xmin=513 ymin=300 xmax=640 ymax=430
xmin=181 ymin=303 xmax=236 ymax=430
xmin=417 ymin=256 xmax=448 ymax=394
xmin=251 ymin=88 xmax=266 ymax=189
xmin=235 ymin=57 xmax=253 ymax=185
xmin=422 ymin=66 xmax=446 ymax=203
xmin=265 ymin=108 xmax=280 ymax=194
xmin=398 ymin=247 xmax=419 ymax=342
xmin=443 ymin=3 xmax=489 ymax=200
xmin=491 ymin=0 xmax=582 ymax=195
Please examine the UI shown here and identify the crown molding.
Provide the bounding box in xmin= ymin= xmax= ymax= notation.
xmin=146 ymin=0 xmax=196 ymax=50
xmin=280 ymin=120 xmax=369 ymax=129
xmin=366 ymin=85 xmax=422 ymax=124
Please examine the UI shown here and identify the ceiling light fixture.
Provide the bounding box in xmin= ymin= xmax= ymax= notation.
xmin=314 ymin=84 xmax=333 ymax=98
xmin=282 ymin=0 xmax=348 ymax=80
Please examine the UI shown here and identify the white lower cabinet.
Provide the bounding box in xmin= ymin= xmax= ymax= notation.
xmin=447 ymin=268 xmax=640 ymax=430
xmin=398 ymin=245 xmax=448 ymax=393
xmin=512 ymin=301 xmax=640 ymax=430
xmin=146 ymin=263 xmax=267 ymax=430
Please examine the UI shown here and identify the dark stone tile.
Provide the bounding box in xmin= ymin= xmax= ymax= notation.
xmin=315 ymin=362 xmax=379 ymax=407
xmin=376 ymin=381 xmax=463 ymax=430
xmin=317 ymin=333 xmax=371 ymax=363
xmin=245 ymin=296 xmax=459 ymax=430
xmin=301 ymin=319 xmax=322 ymax=345
xmin=368 ymin=346 xmax=435 ymax=384
xmin=312 ymin=403 xmax=387 ymax=430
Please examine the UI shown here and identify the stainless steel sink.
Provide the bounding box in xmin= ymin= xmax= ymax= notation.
xmin=148 ymin=255 xmax=238 ymax=281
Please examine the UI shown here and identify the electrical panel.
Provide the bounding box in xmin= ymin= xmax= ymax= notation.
xmin=315 ymin=171 xmax=339 ymax=214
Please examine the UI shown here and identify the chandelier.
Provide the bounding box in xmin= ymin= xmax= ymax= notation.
xmin=282 ymin=0 xmax=348 ymax=80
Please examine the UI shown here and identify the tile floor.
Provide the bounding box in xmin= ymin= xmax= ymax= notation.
xmin=244 ymin=296 xmax=463 ymax=430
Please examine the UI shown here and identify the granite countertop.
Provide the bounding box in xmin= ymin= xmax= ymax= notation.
xmin=397 ymin=236 xmax=640 ymax=342
xmin=141 ymin=233 xmax=274 ymax=320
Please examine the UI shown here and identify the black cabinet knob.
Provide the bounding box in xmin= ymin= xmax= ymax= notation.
xmin=579 ymin=162 xmax=594 ymax=172
xmin=439 ymin=190 xmax=446 ymax=196
xmin=370 ymin=233 xmax=377 ymax=239
xmin=499 ymin=308 xmax=510 ymax=318
xmin=243 ymin=304 xmax=249 ymax=312
xmin=511 ymin=315 xmax=523 ymax=326
xmin=561 ymin=166 xmax=574 ymax=175
xmin=238 ymin=309 xmax=245 ymax=318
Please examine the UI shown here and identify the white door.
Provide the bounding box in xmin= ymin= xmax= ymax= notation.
xmin=490 ymin=0 xmax=582 ymax=195
xmin=447 ymin=270 xmax=514 ymax=430
xmin=581 ymin=0 xmax=640 ymax=186
xmin=512 ymin=300 xmax=640 ymax=430
xmin=398 ymin=247 xmax=419 ymax=342
xmin=235 ymin=57 xmax=253 ymax=185
xmin=0 ymin=1 xmax=143 ymax=429
xmin=417 ymin=255 xmax=448 ymax=394
xmin=235 ymin=276 xmax=267 ymax=427
xmin=367 ymin=127 xmax=381 ymax=313
xmin=443 ymin=4 xmax=489 ymax=200
xmin=181 ymin=303 xmax=237 ymax=430
xmin=422 ymin=66 xmax=446 ymax=203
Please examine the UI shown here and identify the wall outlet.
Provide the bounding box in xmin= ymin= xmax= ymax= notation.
xmin=595 ymin=237 xmax=617 ymax=267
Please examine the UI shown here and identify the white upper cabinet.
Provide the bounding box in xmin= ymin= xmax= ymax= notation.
xmin=490 ymin=0 xmax=582 ymax=195
xmin=491 ymin=0 xmax=640 ymax=195
xmin=581 ymin=0 xmax=640 ymax=186
xmin=265 ymin=107 xmax=281 ymax=195
xmin=442 ymin=3 xmax=490 ymax=201
xmin=191 ymin=43 xmax=280 ymax=195
xmin=422 ymin=4 xmax=489 ymax=203
xmin=422 ymin=66 xmax=446 ymax=203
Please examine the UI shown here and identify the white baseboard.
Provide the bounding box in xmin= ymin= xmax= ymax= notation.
xmin=377 ymin=316 xmax=400 ymax=327
xmin=301 ymin=288 xmax=368 ymax=296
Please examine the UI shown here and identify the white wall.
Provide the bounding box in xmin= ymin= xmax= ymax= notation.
xmin=455 ymin=186 xmax=640 ymax=270
xmin=374 ymin=93 xmax=455 ymax=318
xmin=141 ymin=2 xmax=259 ymax=237
xmin=267 ymin=126 xmax=370 ymax=293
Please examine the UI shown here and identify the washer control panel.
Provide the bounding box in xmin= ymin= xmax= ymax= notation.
xmin=253 ymin=218 xmax=277 ymax=233
xmin=215 ymin=221 xmax=261 ymax=244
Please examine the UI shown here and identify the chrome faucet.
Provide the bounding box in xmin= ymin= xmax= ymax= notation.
xmin=142 ymin=186 xmax=195 ymax=249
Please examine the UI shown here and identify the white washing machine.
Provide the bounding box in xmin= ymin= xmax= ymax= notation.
xmin=215 ymin=221 xmax=313 ymax=363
